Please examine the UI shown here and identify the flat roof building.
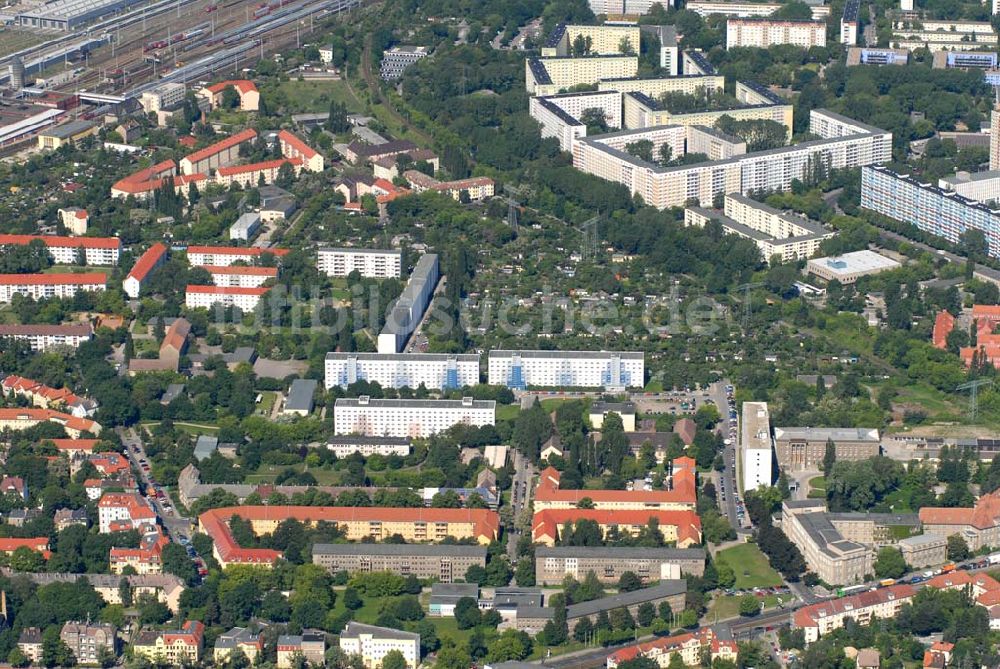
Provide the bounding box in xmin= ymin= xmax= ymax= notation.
xmin=339 ymin=622 xmax=420 ymax=669
xmin=313 ymin=543 xmax=486 ymax=582
xmin=742 ymin=401 xmax=773 ymax=492
xmin=334 ymin=396 xmax=495 ymax=438
xmin=229 ymin=212 xmax=261 ymax=241
xmin=773 ymin=427 xmax=880 ymax=471
xmin=377 ymin=253 xmax=439 ymax=353
xmin=782 ymin=500 xmax=873 ymax=586
xmin=806 ymin=249 xmax=901 ymax=284
xmin=488 ymin=349 xmax=644 ymax=390
xmin=326 ymin=435 xmax=412 ymax=458
xmin=535 ymin=546 xmax=705 ymax=585
xmin=317 ymin=247 xmax=402 ymax=278
xmin=283 ymin=379 xmax=318 ymax=416
xmin=325 ymin=352 xmax=480 ymax=390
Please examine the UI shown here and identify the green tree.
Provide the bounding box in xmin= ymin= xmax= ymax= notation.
xmin=454 ymin=597 xmax=481 ymax=630
xmin=515 ymin=558 xmax=536 ymax=586
xmin=738 ymin=594 xmax=760 ymax=617
xmin=874 ymin=546 xmax=907 ymax=579
xmin=382 ymin=650 xmax=407 ymax=669
xmin=617 ymin=571 xmax=642 ymax=592
xmin=947 ymin=534 xmax=970 ymax=562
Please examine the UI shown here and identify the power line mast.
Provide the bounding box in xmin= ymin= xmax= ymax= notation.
xmin=581 ymin=215 xmax=599 ymax=259
xmin=957 ymin=379 xmax=993 ymax=422
xmin=736 ymin=282 xmax=764 ymax=332
xmin=503 ymin=184 xmax=529 ymax=233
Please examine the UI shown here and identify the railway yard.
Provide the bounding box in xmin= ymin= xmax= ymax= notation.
xmin=0 ymin=0 xmax=361 ymax=141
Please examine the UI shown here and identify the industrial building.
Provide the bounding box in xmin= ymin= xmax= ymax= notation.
xmin=324 ymin=352 xmax=481 ymax=390
xmin=37 ymin=120 xmax=98 ymax=150
xmin=12 ymin=0 xmax=147 ymax=31
xmin=333 ymin=396 xmax=496 ymax=438
xmin=377 ymin=253 xmax=439 ymax=353
xmin=313 ymin=543 xmax=486 ymax=582
xmin=229 ymin=213 xmax=262 ymax=241
xmin=488 ymin=350 xmax=644 ymax=390
xmin=772 ymin=427 xmax=881 ymax=471
xmin=317 ymin=248 xmax=402 ymax=278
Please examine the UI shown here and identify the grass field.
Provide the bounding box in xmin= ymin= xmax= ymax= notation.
xmin=705 ymin=593 xmax=794 ymax=622
xmin=0 ymin=29 xmax=46 ymax=58
xmin=715 ymin=544 xmax=783 ymax=589
xmin=141 ymin=421 xmax=219 ymax=436
xmin=497 ymin=404 xmax=520 ymax=421
xmin=43 ymin=265 xmax=108 ymax=276
xmin=244 ymin=462 xmax=341 ymax=486
xmin=256 ymin=391 xmax=278 ymax=416
xmin=808 ymin=475 xmax=826 ymax=499
xmin=274 ymin=79 xmax=363 ymax=114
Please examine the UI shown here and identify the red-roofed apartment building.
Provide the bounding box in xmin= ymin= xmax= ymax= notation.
xmin=213 ymin=157 xmax=302 ymax=188
xmin=185 ymin=285 xmax=271 ymax=312
xmin=919 ymin=489 xmax=1000 ymax=550
xmin=607 ymin=627 xmax=738 ymax=669
xmin=202 ymin=265 xmax=277 ymax=288
xmin=3 ymin=375 xmax=79 ymax=411
xmin=49 ymin=438 xmax=100 ymax=454
xmin=0 ymin=234 xmax=120 ymax=265
xmin=110 ymin=525 xmax=169 ymax=574
xmin=110 ymin=160 xmax=209 ymax=201
xmin=0 ymin=538 xmax=50 ymax=559
xmin=199 ymin=506 xmax=500 ymax=567
xmin=0 ymin=408 xmax=101 ymax=437
xmin=179 ymin=129 xmax=257 ymax=175
xmin=278 ymin=130 xmax=324 ymax=172
xmin=932 ymin=310 xmax=956 ymax=349
xmin=88 ymin=452 xmax=131 ymax=477
xmin=186 ymin=245 xmax=289 ymax=267
xmin=533 ymin=458 xmax=697 ymax=512
xmin=133 ymin=621 xmax=205 ymax=664
xmin=792 ymin=584 xmax=915 ymax=644
xmin=532 ymin=508 xmax=702 ymax=547
xmin=124 ymin=243 xmax=168 ymax=299
xmin=0 ymin=273 xmax=106 ymax=303
xmin=198 ymin=80 xmax=260 ymax=111
xmin=923 ymin=641 xmax=953 ymax=669
xmin=98 ymin=492 xmax=157 ymax=533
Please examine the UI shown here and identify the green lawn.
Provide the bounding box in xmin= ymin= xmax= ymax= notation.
xmin=715 ymin=544 xmax=783 ymax=589
xmin=256 ymin=391 xmax=278 ymax=416
xmin=705 ymin=593 xmax=794 ymax=622
xmin=141 ymin=421 xmax=219 ymax=436
xmin=274 ymin=79 xmax=363 ymax=114
xmin=808 ymin=476 xmax=826 ymax=499
xmin=497 ymin=404 xmax=520 ymax=421
xmin=244 ymin=462 xmax=342 ymax=485
xmin=44 ymin=265 xmax=105 ymax=275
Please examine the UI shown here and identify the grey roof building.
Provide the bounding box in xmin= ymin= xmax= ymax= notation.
xmin=283 ymin=378 xmax=318 ymax=416
xmin=193 ymin=435 xmax=219 ymax=461
xmin=161 ymin=383 xmax=185 ymax=404
xmin=564 ymin=580 xmax=687 ymax=621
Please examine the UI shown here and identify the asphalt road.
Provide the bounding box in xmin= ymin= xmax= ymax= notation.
xmin=117 ymin=427 xmax=192 ymax=541
xmin=507 ymin=448 xmax=535 ymax=561
xmin=707 ymin=381 xmax=743 ymax=532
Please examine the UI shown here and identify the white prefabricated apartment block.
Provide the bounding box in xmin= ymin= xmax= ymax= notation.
xmin=325 ymin=353 xmax=481 ymax=390
xmin=487 ymin=350 xmax=644 ymax=390
xmin=742 ymin=401 xmax=774 ymax=492
xmin=377 ymin=254 xmax=439 ymax=354
xmin=317 ymin=248 xmax=403 ymax=278
xmin=334 ymin=396 xmax=496 ymax=438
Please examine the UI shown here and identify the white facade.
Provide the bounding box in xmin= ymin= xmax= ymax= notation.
xmin=187 ymin=246 xmax=285 ymax=267
xmin=185 ymin=286 xmax=269 ymax=312
xmin=938 ymin=170 xmax=1000 ymax=204
xmin=529 ymin=90 xmax=623 ymax=153
xmin=204 ymin=266 xmax=277 ymax=288
xmin=339 ymin=623 xmax=420 ymax=669
xmin=327 ymin=436 xmax=412 ymax=458
xmin=688 ymin=1 xmax=830 ymax=18
xmin=97 ymin=495 xmax=154 ymax=533
xmin=229 ymin=213 xmax=261 ymax=241
xmin=317 ymin=248 xmax=402 ymax=278
xmin=0 ymin=235 xmax=121 ymax=265
xmin=0 ymin=274 xmax=106 ymax=303
xmin=378 ymin=254 xmax=439 ymax=354
xmin=0 ymin=325 xmax=92 ymax=350
xmin=334 ymin=397 xmax=496 ymax=438
xmin=139 ymin=83 xmax=185 ymax=113
xmin=487 ymin=350 xmax=644 ymax=390
xmin=380 ymin=46 xmax=428 ymax=81
xmin=992 ymin=108 xmax=1000 ymax=171
xmin=324 ymin=353 xmax=481 ymax=390
xmin=726 ymin=18 xmax=827 ymax=49
xmin=741 ymin=401 xmax=774 ymax=492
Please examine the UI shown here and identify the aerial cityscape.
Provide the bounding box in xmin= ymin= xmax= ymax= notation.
xmin=2 ymin=0 xmax=1000 ymax=666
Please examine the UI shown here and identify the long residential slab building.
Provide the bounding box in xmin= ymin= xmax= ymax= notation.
xmin=488 ymin=350 xmax=644 ymax=390
xmin=0 ymin=324 xmax=93 ymax=350
xmin=324 ymin=353 xmax=481 ymax=390
xmin=861 ymin=165 xmax=1000 ymax=258
xmin=378 ymin=253 xmax=439 ymax=353
xmin=535 ymin=546 xmax=706 ymax=585
xmin=312 ymin=543 xmax=486 ymax=582
xmin=793 ymin=584 xmax=915 ymax=643
xmin=333 ymin=396 xmax=495 ymax=438
xmin=0 ymin=234 xmax=121 ymax=265
xmin=573 ymin=109 xmax=891 ymax=210
xmin=0 ymin=273 xmax=106 ymax=303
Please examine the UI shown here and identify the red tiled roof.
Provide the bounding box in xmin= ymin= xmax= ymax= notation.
xmin=182 ymin=129 xmax=257 ymax=164
xmin=49 ymin=438 xmax=99 ymax=452
xmin=161 ymin=318 xmax=191 ymax=355
xmin=215 ymin=157 xmax=300 ymax=177
xmin=278 ymin=129 xmax=318 ymax=159
xmin=0 ymin=235 xmax=120 ymax=250
xmin=127 ymin=243 xmax=168 ymax=283
xmin=932 ymin=311 xmax=955 ymax=349
xmin=98 ymin=492 xmax=156 ymax=520
xmin=920 ymin=489 xmax=1000 ymax=530
xmin=202 ymin=265 xmax=278 ymax=276
xmin=534 ymin=459 xmax=696 ymax=507
xmin=206 ymin=80 xmax=257 ymax=95
xmin=186 ymin=245 xmax=289 ymax=257
xmin=0 ymin=408 xmax=98 ymax=434
xmin=200 ymin=505 xmax=501 ymax=564
xmin=186 ymin=285 xmax=271 ymax=296
xmin=793 ymin=585 xmax=915 ymax=629
xmin=0 ymin=538 xmax=49 ymax=555
xmin=0 ymin=273 xmax=105 ymax=286
xmin=532 ymin=508 xmax=702 ymax=545
xmin=432 ymin=176 xmax=494 ymax=190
